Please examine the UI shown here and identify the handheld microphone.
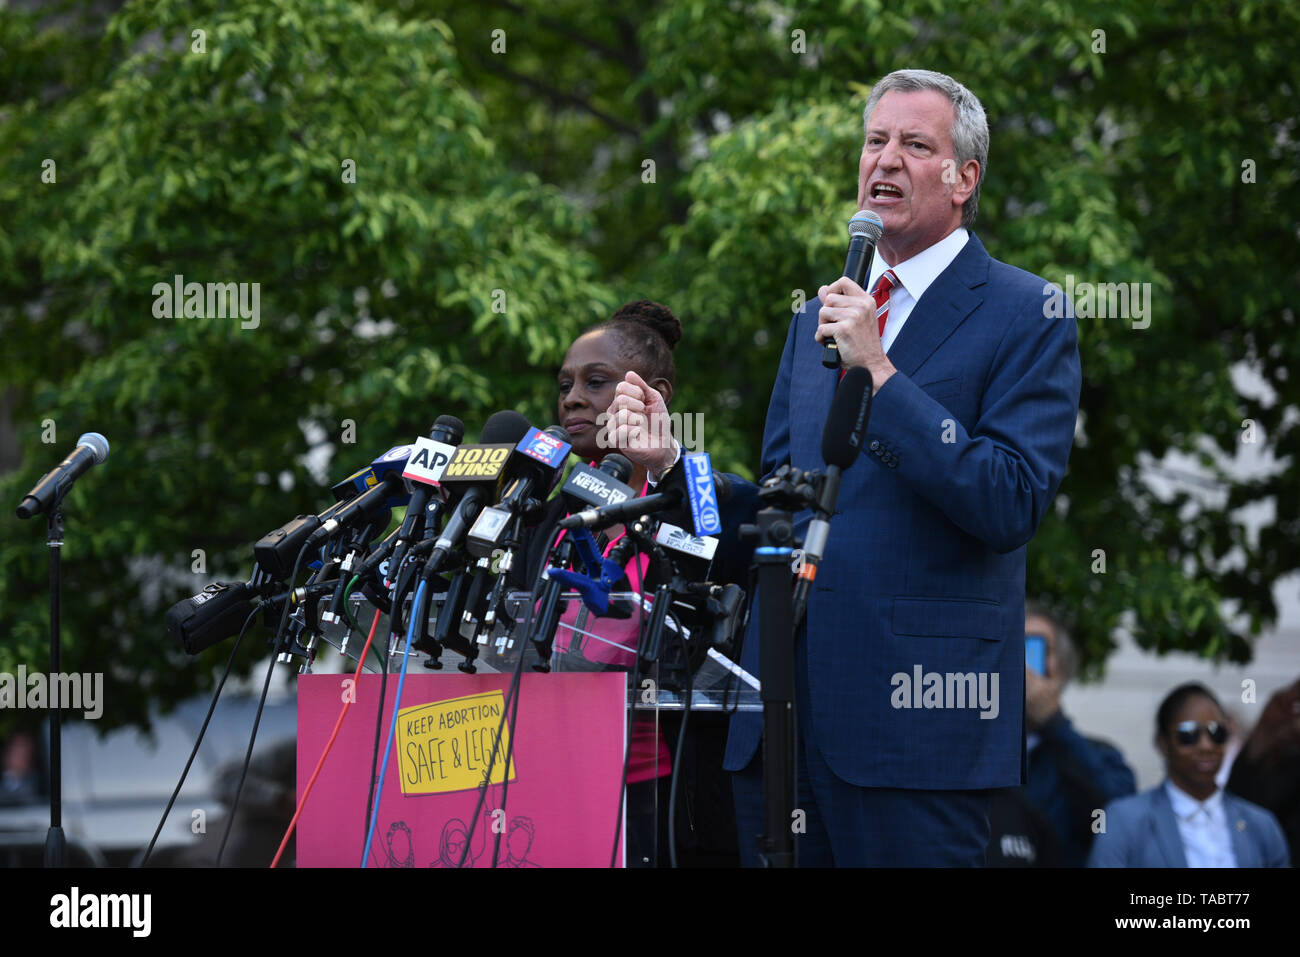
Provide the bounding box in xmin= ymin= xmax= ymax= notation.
xmin=464 ymin=422 xmax=572 ymax=560
xmin=420 ymin=411 xmax=532 ymax=579
xmin=377 ymin=415 xmax=465 ymax=582
xmin=15 ymin=432 xmax=109 ymax=519
xmin=822 ymin=209 xmax=885 ymax=369
xmin=793 ymin=365 xmax=873 ymax=622
xmin=305 ymin=444 xmax=414 ymax=547
xmin=558 ymin=455 xmax=636 ymax=512
xmin=459 ymin=424 xmax=572 ymax=652
xmin=682 ymin=451 xmax=724 ymax=536
xmin=253 ymin=465 xmax=381 ymax=581
xmin=499 ymin=425 xmax=572 ymax=514
xmin=528 ymin=454 xmax=637 ymax=662
xmin=558 ymin=456 xmax=732 ymax=535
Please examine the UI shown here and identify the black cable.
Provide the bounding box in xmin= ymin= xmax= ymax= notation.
xmin=214 ymin=632 xmax=281 ymax=866
xmin=364 ymin=542 xmax=442 ymax=850
xmin=464 ymin=551 xmax=542 ymax=868
xmin=137 ymin=603 xmax=259 ymax=867
xmin=610 ymin=537 xmax=648 ymax=868
xmin=489 ymin=618 xmax=530 ymax=868
xmin=489 ymin=527 xmax=557 ymax=868
xmin=361 ymin=559 xmax=403 ymax=851
xmin=214 ymin=539 xmax=310 ymax=866
xmin=668 ymin=614 xmax=692 ymax=869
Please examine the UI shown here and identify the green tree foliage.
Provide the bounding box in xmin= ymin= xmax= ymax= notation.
xmin=0 ymin=0 xmax=615 ymax=732
xmin=1 ymin=0 xmax=1295 ymax=732
xmin=436 ymin=0 xmax=1299 ymax=673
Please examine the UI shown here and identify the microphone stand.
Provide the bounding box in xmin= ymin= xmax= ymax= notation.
xmin=44 ymin=502 xmax=67 ymax=868
xmin=739 ymin=468 xmax=822 ymax=869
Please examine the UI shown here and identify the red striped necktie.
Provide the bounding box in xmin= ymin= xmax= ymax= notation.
xmin=872 ymin=269 xmax=898 ymax=337
xmin=838 ymin=269 xmax=898 ymax=379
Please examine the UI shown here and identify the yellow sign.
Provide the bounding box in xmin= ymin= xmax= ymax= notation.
xmin=442 ymin=445 xmax=512 ymax=480
xmin=395 ymin=690 xmax=516 ymax=795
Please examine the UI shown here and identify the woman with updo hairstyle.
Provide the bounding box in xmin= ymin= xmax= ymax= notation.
xmin=555 ymin=298 xmax=681 ymax=482
xmin=516 ymin=299 xmax=740 ymax=867
xmin=1087 ymin=682 xmax=1288 ymax=867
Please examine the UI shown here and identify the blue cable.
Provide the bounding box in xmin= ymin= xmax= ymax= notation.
xmin=360 ymin=578 xmax=426 ymax=868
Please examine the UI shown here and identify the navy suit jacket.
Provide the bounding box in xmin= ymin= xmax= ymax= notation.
xmin=1087 ymin=785 xmax=1291 ymax=867
xmin=722 ymin=233 xmax=1081 ymax=790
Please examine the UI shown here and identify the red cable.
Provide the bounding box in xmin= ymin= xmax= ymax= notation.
xmin=270 ymin=608 xmax=383 ymax=868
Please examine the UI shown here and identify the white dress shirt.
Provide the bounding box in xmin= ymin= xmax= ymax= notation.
xmin=1165 ymin=780 xmax=1238 ymax=868
xmin=867 ymin=227 xmax=970 ymax=354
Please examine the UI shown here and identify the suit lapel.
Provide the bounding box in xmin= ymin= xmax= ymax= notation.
xmin=797 ymin=233 xmax=989 ymax=447
xmin=1224 ymin=794 xmax=1257 ymax=867
xmin=1151 ymin=785 xmax=1188 ymax=867
xmin=793 ymin=304 xmax=838 ymax=458
xmin=886 ymin=233 xmax=990 ymax=380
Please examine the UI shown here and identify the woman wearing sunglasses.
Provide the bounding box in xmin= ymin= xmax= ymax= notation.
xmin=1088 ymin=682 xmax=1289 ymax=867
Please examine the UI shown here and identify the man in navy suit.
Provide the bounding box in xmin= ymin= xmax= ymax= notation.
xmin=721 ymin=68 xmax=1081 ymax=866
xmin=609 ymin=69 xmax=1080 ymax=865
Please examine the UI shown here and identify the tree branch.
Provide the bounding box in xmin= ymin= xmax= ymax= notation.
xmin=467 ymin=52 xmax=640 ymax=136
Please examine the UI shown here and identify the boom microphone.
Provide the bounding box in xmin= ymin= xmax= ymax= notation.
xmin=420 ymin=411 xmax=533 ymax=579
xmin=558 ymin=457 xmax=731 ymax=535
xmin=305 ymin=444 xmax=413 ymax=547
xmin=371 ymin=415 xmax=465 ymax=583
xmin=822 ymin=209 xmax=885 ymax=369
xmin=793 ymin=365 xmax=872 ymax=623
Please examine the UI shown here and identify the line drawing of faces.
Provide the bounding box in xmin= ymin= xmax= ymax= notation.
xmin=430 ymin=779 xmax=494 ymax=867
xmin=504 ymin=815 xmax=542 ymax=868
xmin=384 ymin=820 xmax=415 ymax=868
xmin=430 ymin=816 xmax=476 ymax=868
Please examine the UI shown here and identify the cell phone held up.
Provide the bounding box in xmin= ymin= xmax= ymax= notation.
xmin=1025 ymin=633 xmax=1048 ymax=677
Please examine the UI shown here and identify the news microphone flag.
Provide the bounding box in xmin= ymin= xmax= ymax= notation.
xmin=684 ymin=452 xmax=722 ymax=536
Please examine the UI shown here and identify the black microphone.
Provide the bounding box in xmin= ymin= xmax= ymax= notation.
xmin=793 ymin=365 xmax=873 ymax=623
xmin=457 ymin=424 xmax=573 ymax=651
xmin=498 ymin=424 xmax=573 ymax=515
xmin=376 ymin=415 xmax=465 ymax=584
xmin=558 ymin=454 xmax=636 ymax=514
xmin=822 ymin=210 xmax=886 ymax=369
xmin=306 ymin=445 xmax=413 ymax=547
xmin=529 ymin=454 xmax=638 ymax=659
xmin=420 ymin=411 xmax=533 ymax=580
xmin=252 ymin=466 xmax=381 ymax=582
xmin=15 ymin=432 xmax=110 ymax=519
xmin=558 ymin=471 xmax=733 ymax=532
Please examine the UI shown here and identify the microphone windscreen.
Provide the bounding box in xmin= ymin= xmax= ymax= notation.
xmin=822 ymin=366 xmax=873 ymax=468
xmin=599 ymin=453 xmax=634 ymax=483
xmin=78 ymin=432 xmax=110 ymax=463
xmin=166 ymin=581 xmax=260 ymax=655
xmin=849 ymin=209 xmax=884 ymax=243
xmin=480 ymin=410 xmax=532 ymax=445
xmin=432 ymin=415 xmax=465 ymax=445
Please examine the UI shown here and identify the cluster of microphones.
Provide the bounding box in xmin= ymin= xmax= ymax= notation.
xmin=164 ymin=409 xmax=743 ymax=679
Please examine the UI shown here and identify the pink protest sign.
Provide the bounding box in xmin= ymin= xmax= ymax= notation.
xmin=296 ymin=672 xmax=627 ymax=867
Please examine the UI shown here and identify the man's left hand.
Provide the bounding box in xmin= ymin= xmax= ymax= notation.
xmin=816 ymin=277 xmax=896 ymax=392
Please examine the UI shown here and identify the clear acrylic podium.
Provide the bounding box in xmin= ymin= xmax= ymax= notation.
xmin=314 ymin=588 xmax=760 ymax=712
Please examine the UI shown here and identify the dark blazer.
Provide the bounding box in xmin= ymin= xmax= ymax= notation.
xmin=1087 ymin=785 xmax=1290 ymax=867
xmin=1023 ymin=712 xmax=1137 ymax=867
xmin=723 ymin=233 xmax=1082 ymax=790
